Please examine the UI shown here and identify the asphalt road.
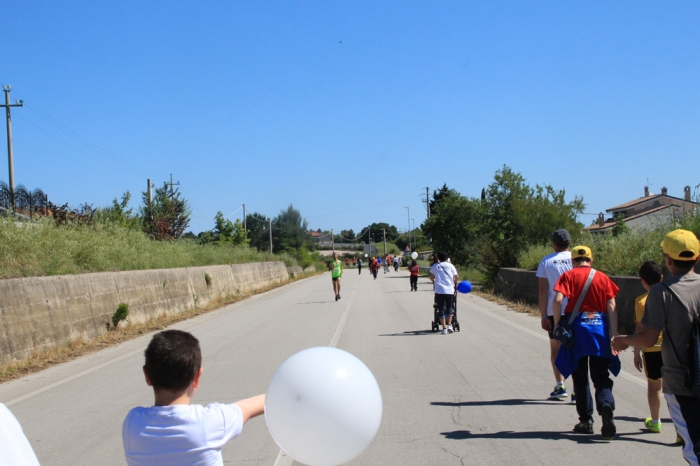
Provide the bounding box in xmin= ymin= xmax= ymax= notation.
xmin=0 ymin=268 xmax=681 ymax=465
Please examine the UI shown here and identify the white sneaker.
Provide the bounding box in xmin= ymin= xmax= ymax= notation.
xmin=447 ymin=325 xmax=454 ymax=334
xmin=441 ymin=329 xmax=448 ymax=335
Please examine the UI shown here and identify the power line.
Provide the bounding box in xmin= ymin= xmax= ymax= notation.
xmin=13 ymin=93 xmax=169 ymax=177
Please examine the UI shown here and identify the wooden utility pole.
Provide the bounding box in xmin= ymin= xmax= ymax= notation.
xmin=269 ymin=219 xmax=273 ymax=253
xmin=243 ymin=204 xmax=246 ymax=240
xmin=167 ymin=174 xmax=180 ymax=199
xmin=2 ymin=86 xmax=23 ymax=207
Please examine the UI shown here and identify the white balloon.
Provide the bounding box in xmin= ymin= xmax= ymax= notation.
xmin=364 ymin=253 xmax=368 ymax=257
xmin=411 ymin=252 xmax=418 ymax=259
xmin=265 ymin=347 xmax=382 ymax=466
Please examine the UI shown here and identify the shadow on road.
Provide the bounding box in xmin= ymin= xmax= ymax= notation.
xmin=379 ymin=330 xmax=435 ymax=336
xmin=296 ymin=301 xmax=335 ymax=304
xmin=432 ymin=399 xmax=562 ymax=407
xmin=440 ymin=429 xmax=676 ymax=446
xmin=615 ymin=415 xmax=673 ymax=424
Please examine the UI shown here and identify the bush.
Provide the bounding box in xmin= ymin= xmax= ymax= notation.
xmin=112 ymin=303 xmax=129 ymax=329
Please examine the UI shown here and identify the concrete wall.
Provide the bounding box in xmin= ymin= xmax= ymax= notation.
xmin=494 ymin=268 xmax=645 ymax=334
xmin=0 ymin=261 xmax=290 ymax=364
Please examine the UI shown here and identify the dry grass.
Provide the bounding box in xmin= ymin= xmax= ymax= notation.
xmin=473 ymin=289 xmax=540 ymax=317
xmin=0 ymin=272 xmax=321 ymax=384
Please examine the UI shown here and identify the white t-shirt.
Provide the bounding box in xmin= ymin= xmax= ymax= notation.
xmin=430 ymin=261 xmax=458 ymax=294
xmin=0 ymin=403 xmax=41 ymax=466
xmin=536 ymin=250 xmax=572 ymax=316
xmin=122 ymin=403 xmax=244 ymax=466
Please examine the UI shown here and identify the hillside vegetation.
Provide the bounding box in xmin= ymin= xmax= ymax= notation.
xmin=0 ymin=219 xmax=305 ymax=279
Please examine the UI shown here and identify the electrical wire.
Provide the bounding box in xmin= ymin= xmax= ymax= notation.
xmin=13 ymin=93 xmax=169 ymax=177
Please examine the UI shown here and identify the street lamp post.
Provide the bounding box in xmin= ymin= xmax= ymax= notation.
xmin=405 ymin=206 xmax=411 ymax=252
xmin=412 ymin=218 xmax=415 ymax=249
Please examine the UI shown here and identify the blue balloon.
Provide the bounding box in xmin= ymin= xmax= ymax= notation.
xmin=457 ymin=280 xmax=472 ymax=294
xmin=377 ymin=258 xmax=382 ymax=264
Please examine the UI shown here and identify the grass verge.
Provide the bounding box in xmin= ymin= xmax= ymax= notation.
xmin=473 ymin=289 xmax=540 ymax=317
xmin=0 ymin=271 xmax=322 ymax=384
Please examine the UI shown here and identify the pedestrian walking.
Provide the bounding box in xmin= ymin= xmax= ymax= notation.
xmin=409 ymin=260 xmax=419 ymax=291
xmin=330 ymin=252 xmax=343 ymax=301
xmin=537 ymin=229 xmax=573 ymax=400
xmin=357 ymin=258 xmax=363 ymax=275
xmin=370 ymin=257 xmax=379 ymax=280
xmin=553 ymin=246 xmax=620 ymax=440
xmin=430 ymin=252 xmax=459 ymax=335
xmin=614 ymin=229 xmax=700 ymax=463
xmin=632 ymin=261 xmax=664 ymax=434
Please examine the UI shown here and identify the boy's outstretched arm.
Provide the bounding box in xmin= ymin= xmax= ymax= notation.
xmin=234 ymin=394 xmax=266 ymax=423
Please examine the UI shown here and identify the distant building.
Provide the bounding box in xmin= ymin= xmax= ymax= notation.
xmin=585 ymin=186 xmax=697 ymax=235
xmin=309 ymin=230 xmax=332 ymax=244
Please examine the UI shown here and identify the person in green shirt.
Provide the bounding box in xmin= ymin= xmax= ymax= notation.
xmin=331 ymin=252 xmax=343 ymax=301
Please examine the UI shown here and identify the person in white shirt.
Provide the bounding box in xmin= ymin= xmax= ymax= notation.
xmin=122 ymin=330 xmax=265 ymax=466
xmin=429 ymin=251 xmax=460 ymax=335
xmin=536 ymin=229 xmax=572 ymax=400
xmin=0 ymin=403 xmax=41 ymax=466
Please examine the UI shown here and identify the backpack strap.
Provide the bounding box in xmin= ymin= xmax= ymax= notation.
xmin=567 ymin=268 xmax=597 ymax=325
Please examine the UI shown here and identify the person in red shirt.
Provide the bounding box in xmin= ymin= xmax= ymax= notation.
xmin=369 ymin=257 xmax=379 ymax=280
xmin=552 ymin=245 xmax=620 ymax=440
xmin=409 ymin=260 xmax=420 ymax=291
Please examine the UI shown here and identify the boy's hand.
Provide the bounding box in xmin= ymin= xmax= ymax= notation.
xmin=634 ymin=353 xmax=643 ymax=372
xmin=541 ymin=317 xmax=552 ymax=332
xmin=611 ymin=335 xmax=629 ymax=352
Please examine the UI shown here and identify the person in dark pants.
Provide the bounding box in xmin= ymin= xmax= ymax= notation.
xmin=409 ymin=260 xmax=419 ymax=291
xmin=553 ymin=246 xmax=620 ymax=440
xmin=357 ymin=258 xmax=363 ymax=275
xmin=614 ymin=229 xmax=700 ymax=463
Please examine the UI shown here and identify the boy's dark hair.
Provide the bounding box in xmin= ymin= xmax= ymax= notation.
xmin=144 ymin=330 xmax=202 ymax=392
xmin=639 ymin=260 xmax=663 ymax=285
xmin=437 ymin=251 xmax=448 ymax=262
xmin=573 ymin=257 xmax=591 ymax=264
xmin=411 ymin=259 xmax=416 ymax=266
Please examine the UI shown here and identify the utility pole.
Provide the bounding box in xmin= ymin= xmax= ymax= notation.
xmin=2 ymin=85 xmax=23 ymax=208
xmin=368 ymin=226 xmax=371 ymax=256
xmin=425 ymin=187 xmax=430 ymax=218
xmin=147 ymin=179 xmax=153 ymax=205
xmin=331 ymin=229 xmax=335 ymax=254
xmin=269 ymin=218 xmax=273 ymax=253
xmin=383 ymin=228 xmax=387 ymax=256
xmin=243 ymin=204 xmax=246 ymax=240
xmin=167 ymin=174 xmax=180 ymax=199
xmin=411 ymin=218 xmax=415 ymax=250
xmin=405 ymin=206 xmax=411 ymax=252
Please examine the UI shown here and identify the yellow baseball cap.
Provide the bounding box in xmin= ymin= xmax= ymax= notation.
xmin=571 ymin=245 xmax=592 ymax=260
xmin=661 ymin=229 xmax=700 ymax=261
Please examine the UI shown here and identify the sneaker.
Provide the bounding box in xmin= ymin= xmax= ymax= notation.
xmin=573 ymin=421 xmax=594 ymax=434
xmin=644 ymin=418 xmax=662 ymax=433
xmin=441 ymin=329 xmax=448 ymax=335
xmin=676 ymin=432 xmax=685 ymax=446
xmin=601 ymin=406 xmax=616 ymax=440
xmin=571 ymin=392 xmax=576 ymax=404
xmin=447 ymin=325 xmax=454 ymax=334
xmin=549 ymin=385 xmax=568 ymax=400
xmin=335 ymin=295 xmax=338 ymax=301
xmin=338 ymin=294 xmax=341 ymax=300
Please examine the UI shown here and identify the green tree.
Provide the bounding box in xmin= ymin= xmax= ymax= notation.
xmin=479 ymin=165 xmax=584 ymax=283
xmin=140 ymin=182 xmax=191 ymax=240
xmin=422 ymin=194 xmax=484 ymax=266
xmin=212 ymin=212 xmax=249 ymax=246
xmin=611 ymin=215 xmax=630 ymax=237
xmin=245 ymin=212 xmax=270 ymax=251
xmin=272 ymin=205 xmax=313 ymax=252
xmin=97 ymin=191 xmax=140 ymax=229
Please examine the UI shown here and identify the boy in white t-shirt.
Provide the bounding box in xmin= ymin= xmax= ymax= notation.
xmin=536 ymin=229 xmax=572 ymax=400
xmin=122 ymin=330 xmax=265 ymax=466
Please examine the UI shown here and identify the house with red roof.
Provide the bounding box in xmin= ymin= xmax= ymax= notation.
xmin=585 ymin=186 xmax=697 ymax=235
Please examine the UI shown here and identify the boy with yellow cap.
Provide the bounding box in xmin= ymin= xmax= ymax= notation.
xmin=614 ymin=229 xmax=700 ymax=465
xmin=552 ymin=246 xmax=620 ymax=440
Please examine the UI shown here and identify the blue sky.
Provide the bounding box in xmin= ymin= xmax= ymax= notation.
xmin=3 ymin=1 xmax=699 ymax=235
